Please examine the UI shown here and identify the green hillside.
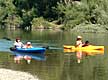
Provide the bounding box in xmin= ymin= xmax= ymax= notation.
xmin=0 ymin=0 xmax=108 ymax=31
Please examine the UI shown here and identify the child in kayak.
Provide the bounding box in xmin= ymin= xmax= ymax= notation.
xmin=24 ymin=42 xmax=33 ymax=48
xmin=82 ymin=41 xmax=90 ymax=47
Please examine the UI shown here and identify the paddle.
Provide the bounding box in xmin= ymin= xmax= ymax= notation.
xmin=2 ymin=37 xmax=11 ymax=41
xmin=10 ymin=47 xmax=16 ymax=51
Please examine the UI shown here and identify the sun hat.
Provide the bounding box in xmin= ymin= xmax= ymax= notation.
xmin=77 ymin=36 xmax=82 ymax=38
xmin=27 ymin=42 xmax=31 ymax=44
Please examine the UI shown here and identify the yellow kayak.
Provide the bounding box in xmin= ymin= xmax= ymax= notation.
xmin=63 ymin=45 xmax=104 ymax=51
xmin=64 ymin=48 xmax=104 ymax=54
xmin=82 ymin=51 xmax=104 ymax=56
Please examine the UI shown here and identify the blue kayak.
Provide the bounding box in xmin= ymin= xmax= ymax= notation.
xmin=10 ymin=47 xmax=46 ymax=54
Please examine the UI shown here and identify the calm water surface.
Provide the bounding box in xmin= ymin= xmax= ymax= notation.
xmin=0 ymin=29 xmax=108 ymax=80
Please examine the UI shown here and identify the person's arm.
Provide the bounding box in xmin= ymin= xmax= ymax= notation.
xmin=13 ymin=42 xmax=17 ymax=48
xmin=21 ymin=42 xmax=24 ymax=48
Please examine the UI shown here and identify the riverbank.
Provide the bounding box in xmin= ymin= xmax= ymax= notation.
xmin=31 ymin=20 xmax=62 ymax=30
xmin=31 ymin=23 xmax=107 ymax=33
xmin=71 ymin=23 xmax=107 ymax=33
xmin=0 ymin=68 xmax=38 ymax=80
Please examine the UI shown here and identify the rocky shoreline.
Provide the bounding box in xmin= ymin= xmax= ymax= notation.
xmin=0 ymin=68 xmax=38 ymax=80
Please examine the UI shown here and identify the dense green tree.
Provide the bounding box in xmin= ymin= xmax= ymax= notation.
xmin=0 ymin=0 xmax=17 ymax=27
xmin=0 ymin=0 xmax=108 ymax=31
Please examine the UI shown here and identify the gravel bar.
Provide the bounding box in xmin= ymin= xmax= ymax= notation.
xmin=0 ymin=68 xmax=38 ymax=80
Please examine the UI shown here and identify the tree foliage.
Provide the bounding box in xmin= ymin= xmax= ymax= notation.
xmin=0 ymin=0 xmax=108 ymax=30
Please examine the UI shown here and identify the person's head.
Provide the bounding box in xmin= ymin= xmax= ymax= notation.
xmin=27 ymin=42 xmax=31 ymax=45
xmin=16 ymin=38 xmax=20 ymax=42
xmin=77 ymin=36 xmax=82 ymax=40
xmin=85 ymin=41 xmax=89 ymax=44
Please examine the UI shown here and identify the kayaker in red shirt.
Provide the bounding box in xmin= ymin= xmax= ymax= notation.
xmin=24 ymin=42 xmax=33 ymax=48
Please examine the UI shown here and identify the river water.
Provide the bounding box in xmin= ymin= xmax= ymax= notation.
xmin=0 ymin=29 xmax=107 ymax=80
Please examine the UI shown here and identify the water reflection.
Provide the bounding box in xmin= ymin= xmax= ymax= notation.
xmin=14 ymin=55 xmax=23 ymax=64
xmin=14 ymin=55 xmax=32 ymax=64
xmin=64 ymin=49 xmax=104 ymax=63
xmin=76 ymin=50 xmax=83 ymax=63
xmin=11 ymin=52 xmax=46 ymax=64
xmin=23 ymin=55 xmax=32 ymax=64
